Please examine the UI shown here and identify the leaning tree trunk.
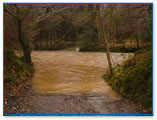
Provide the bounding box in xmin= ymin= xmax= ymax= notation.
xmin=96 ymin=5 xmax=113 ymax=75
xmin=17 ymin=19 xmax=32 ymax=64
xmin=101 ymin=22 xmax=113 ymax=75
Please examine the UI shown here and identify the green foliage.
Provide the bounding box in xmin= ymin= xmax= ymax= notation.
xmin=76 ymin=28 xmax=98 ymax=51
xmin=4 ymin=51 xmax=34 ymax=85
xmin=104 ymin=49 xmax=152 ymax=108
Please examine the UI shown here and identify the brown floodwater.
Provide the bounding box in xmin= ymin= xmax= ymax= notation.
xmin=31 ymin=51 xmax=130 ymax=99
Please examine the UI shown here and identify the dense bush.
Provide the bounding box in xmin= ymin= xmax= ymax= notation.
xmin=104 ymin=49 xmax=152 ymax=108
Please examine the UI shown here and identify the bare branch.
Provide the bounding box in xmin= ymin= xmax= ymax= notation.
xmin=4 ymin=4 xmax=32 ymax=21
xmin=4 ymin=7 xmax=18 ymax=19
xmin=36 ymin=7 xmax=70 ymax=23
xmin=21 ymin=5 xmax=32 ymax=21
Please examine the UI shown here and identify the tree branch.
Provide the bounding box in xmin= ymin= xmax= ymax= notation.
xmin=36 ymin=7 xmax=70 ymax=23
xmin=21 ymin=5 xmax=32 ymax=21
xmin=4 ymin=7 xmax=18 ymax=19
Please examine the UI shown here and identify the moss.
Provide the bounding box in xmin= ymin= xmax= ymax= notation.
xmin=104 ymin=49 xmax=152 ymax=108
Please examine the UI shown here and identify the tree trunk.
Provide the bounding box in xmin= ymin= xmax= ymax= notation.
xmin=135 ymin=33 xmax=140 ymax=49
xmin=126 ymin=6 xmax=140 ymax=49
xmin=39 ymin=40 xmax=42 ymax=49
xmin=46 ymin=39 xmax=49 ymax=50
xmin=4 ymin=5 xmax=32 ymax=64
xmin=17 ymin=19 xmax=32 ymax=64
xmin=23 ymin=47 xmax=31 ymax=64
xmin=96 ymin=5 xmax=113 ymax=75
xmin=49 ymin=33 xmax=53 ymax=49
xmin=102 ymin=23 xmax=113 ymax=75
xmin=122 ymin=40 xmax=125 ymax=49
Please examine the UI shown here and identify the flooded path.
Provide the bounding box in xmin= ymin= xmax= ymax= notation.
xmin=30 ymin=51 xmax=144 ymax=114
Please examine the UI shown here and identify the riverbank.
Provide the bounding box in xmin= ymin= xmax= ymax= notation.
xmin=4 ymin=51 xmax=34 ymax=114
xmin=104 ymin=49 xmax=152 ymax=113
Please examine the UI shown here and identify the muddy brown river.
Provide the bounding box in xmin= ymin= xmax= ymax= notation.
xmin=30 ymin=51 xmax=144 ymax=114
xmin=32 ymin=51 xmax=127 ymax=97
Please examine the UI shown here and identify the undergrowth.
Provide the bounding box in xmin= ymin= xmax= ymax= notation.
xmin=4 ymin=51 xmax=34 ymax=95
xmin=104 ymin=49 xmax=152 ymax=108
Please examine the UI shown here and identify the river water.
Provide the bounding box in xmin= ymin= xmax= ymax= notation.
xmin=31 ymin=51 xmax=130 ymax=100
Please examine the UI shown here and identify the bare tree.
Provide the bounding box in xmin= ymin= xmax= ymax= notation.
xmin=96 ymin=4 xmax=113 ymax=74
xmin=4 ymin=4 xmax=32 ymax=63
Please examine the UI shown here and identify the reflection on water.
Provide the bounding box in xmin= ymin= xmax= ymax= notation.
xmin=31 ymin=51 xmax=130 ymax=99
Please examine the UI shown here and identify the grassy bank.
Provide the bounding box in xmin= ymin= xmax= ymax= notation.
xmin=104 ymin=49 xmax=152 ymax=108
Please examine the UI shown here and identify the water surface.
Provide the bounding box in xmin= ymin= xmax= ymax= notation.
xmin=31 ymin=51 xmax=130 ymax=99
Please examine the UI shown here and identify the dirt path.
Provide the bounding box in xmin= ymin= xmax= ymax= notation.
xmin=31 ymin=94 xmax=144 ymax=114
